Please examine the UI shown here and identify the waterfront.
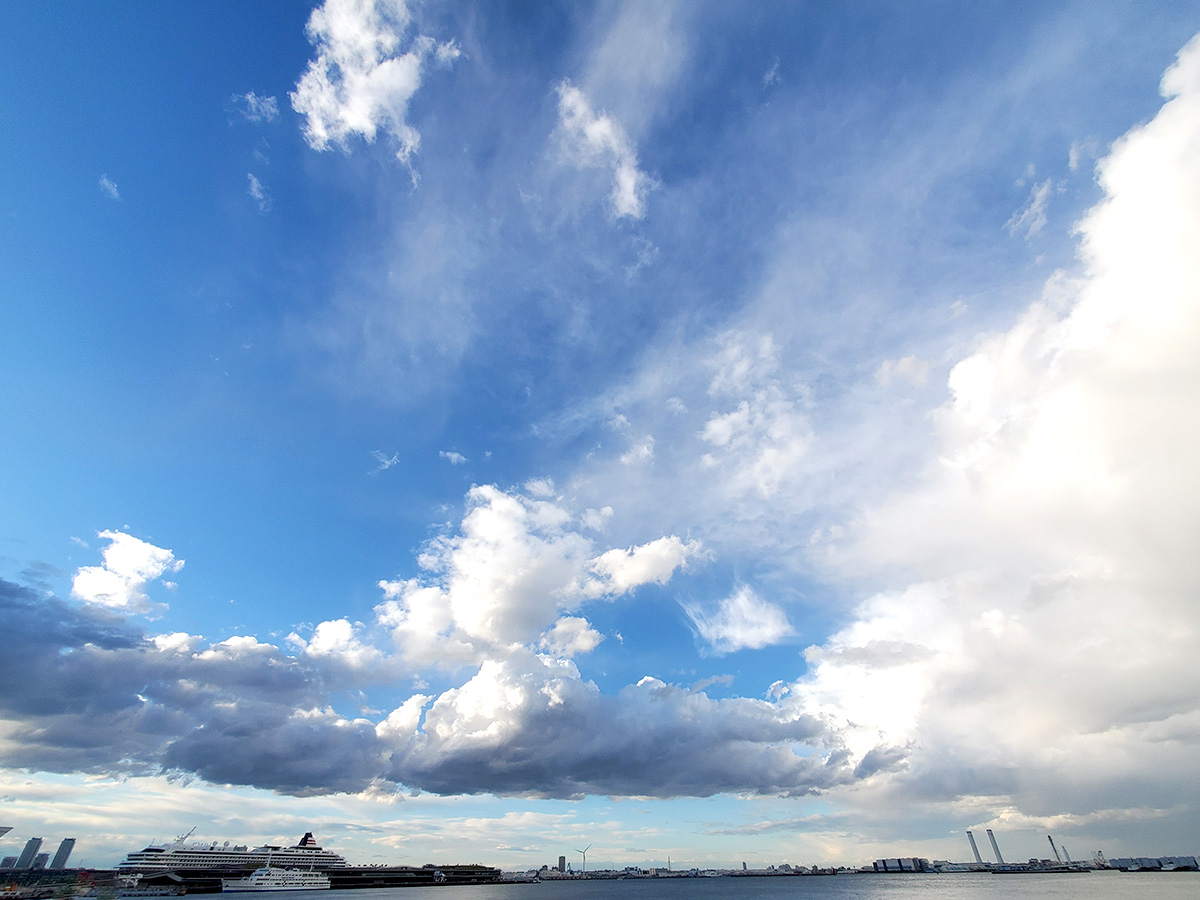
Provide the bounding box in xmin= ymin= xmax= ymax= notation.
xmin=224 ymin=873 xmax=1200 ymax=900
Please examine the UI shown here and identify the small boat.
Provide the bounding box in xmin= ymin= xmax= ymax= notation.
xmin=221 ymin=867 xmax=331 ymax=892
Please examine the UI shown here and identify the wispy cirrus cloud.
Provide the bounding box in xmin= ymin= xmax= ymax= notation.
xmin=98 ymin=174 xmax=120 ymax=200
xmin=247 ymin=173 xmax=270 ymax=213
xmin=683 ymin=585 xmax=793 ymax=655
xmin=1005 ymin=177 xmax=1055 ymax=239
xmin=555 ymin=82 xmax=655 ymax=220
xmin=233 ymin=90 xmax=279 ymax=123
xmin=369 ymin=449 xmax=400 ymax=473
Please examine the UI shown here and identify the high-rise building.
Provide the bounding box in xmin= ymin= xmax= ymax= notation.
xmin=558 ymin=855 xmax=566 ymax=873
xmin=1 ymin=857 xmax=17 ymax=869
xmin=33 ymin=853 xmax=49 ymax=869
xmin=50 ymin=839 xmax=76 ymax=870
xmin=16 ymin=838 xmax=43 ymax=870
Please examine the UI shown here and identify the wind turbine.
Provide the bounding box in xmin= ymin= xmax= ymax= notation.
xmin=575 ymin=844 xmax=591 ymax=874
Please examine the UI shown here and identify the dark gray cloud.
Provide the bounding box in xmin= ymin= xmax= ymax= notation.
xmin=0 ymin=579 xmax=326 ymax=779
xmin=0 ymin=580 xmax=890 ymax=800
xmin=383 ymin=662 xmax=879 ymax=800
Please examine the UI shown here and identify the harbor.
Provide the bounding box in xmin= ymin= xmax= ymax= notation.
xmin=3 ymin=825 xmax=1197 ymax=898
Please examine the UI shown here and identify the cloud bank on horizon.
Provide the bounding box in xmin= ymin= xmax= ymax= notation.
xmin=3 ymin=0 xmax=1200 ymax=868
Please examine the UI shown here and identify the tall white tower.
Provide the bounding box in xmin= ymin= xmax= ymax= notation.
xmin=966 ymin=831 xmax=983 ymax=865
xmin=986 ymin=829 xmax=1005 ymax=865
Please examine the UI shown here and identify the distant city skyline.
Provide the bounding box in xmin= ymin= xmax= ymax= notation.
xmin=3 ymin=0 xmax=1200 ymax=872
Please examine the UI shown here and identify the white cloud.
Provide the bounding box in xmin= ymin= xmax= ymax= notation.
xmin=1005 ymin=177 xmax=1054 ymax=239
xmin=524 ymin=478 xmax=555 ymax=498
xmin=555 ymin=82 xmax=655 ymax=219
xmin=538 ymin=616 xmax=604 ymax=658
xmin=433 ymin=39 xmax=461 ymax=67
xmin=619 ymin=434 xmax=655 ymax=465
xmin=763 ymin=57 xmax=780 ymax=87
xmin=375 ymin=485 xmax=696 ymax=666
xmin=98 ymin=174 xmax=120 ymax=200
xmin=71 ymin=530 xmax=183 ymax=615
xmin=580 ymin=506 xmax=613 ymax=532
xmin=583 ymin=535 xmax=698 ymax=598
xmin=683 ymin=585 xmax=793 ymax=655
xmin=794 ymin=32 xmax=1200 ymax=814
xmin=375 ymin=650 xmax=841 ymax=798
xmin=1068 ymin=137 xmax=1101 ymax=173
xmin=247 ymin=173 xmax=270 ymax=213
xmin=370 ymin=449 xmax=400 ymax=473
xmin=289 ymin=618 xmax=382 ymax=670
xmin=698 ymin=339 xmax=812 ymax=500
xmin=234 ymin=90 xmax=279 ymax=122
xmin=875 ymin=354 xmax=930 ymax=387
xmin=572 ymin=0 xmax=692 ymax=138
xmin=439 ymin=450 xmax=467 ymax=465
xmin=290 ymin=0 xmax=457 ymax=169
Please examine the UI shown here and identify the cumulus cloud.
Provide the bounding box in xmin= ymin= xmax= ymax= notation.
xmin=583 ymin=535 xmax=698 ymax=598
xmin=376 ymin=485 xmax=696 ymax=666
xmin=290 ymin=0 xmax=459 ymax=169
xmin=288 ymin=618 xmax=382 ymax=672
xmin=793 ymin=32 xmax=1200 ymax=820
xmin=439 ymin=450 xmax=467 ymax=465
xmin=234 ymin=91 xmax=279 ymax=123
xmin=0 ymin=579 xmax=335 ymax=784
xmin=377 ymin=652 xmax=850 ymax=798
xmin=71 ymin=530 xmax=182 ymax=615
xmin=555 ymin=82 xmax=655 ymax=219
xmin=0 ymin=577 xmax=887 ymax=800
xmin=538 ymin=616 xmax=603 ymax=658
xmin=683 ymin=585 xmax=793 ymax=655
xmin=98 ymin=174 xmax=120 ymax=200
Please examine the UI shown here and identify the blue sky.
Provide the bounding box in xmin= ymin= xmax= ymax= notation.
xmin=3 ymin=0 xmax=1200 ymax=871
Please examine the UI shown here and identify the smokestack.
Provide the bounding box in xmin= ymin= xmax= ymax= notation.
xmin=1047 ymin=836 xmax=1062 ymax=863
xmin=986 ymin=829 xmax=1005 ymax=865
xmin=966 ymin=831 xmax=983 ymax=865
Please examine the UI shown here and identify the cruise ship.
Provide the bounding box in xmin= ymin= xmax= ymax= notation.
xmin=222 ymin=867 xmax=332 ymax=891
xmin=117 ymin=831 xmax=348 ymax=872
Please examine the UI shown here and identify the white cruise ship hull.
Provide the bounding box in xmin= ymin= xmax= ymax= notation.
xmin=222 ymin=868 xmax=331 ymax=892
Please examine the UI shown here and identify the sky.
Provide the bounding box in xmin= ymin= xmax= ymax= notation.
xmin=2 ymin=0 xmax=1200 ymax=873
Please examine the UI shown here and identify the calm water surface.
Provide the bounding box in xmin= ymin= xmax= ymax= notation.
xmin=283 ymin=872 xmax=1200 ymax=900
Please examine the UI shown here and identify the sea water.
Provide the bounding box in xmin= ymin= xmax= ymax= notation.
xmin=278 ymin=871 xmax=1200 ymax=900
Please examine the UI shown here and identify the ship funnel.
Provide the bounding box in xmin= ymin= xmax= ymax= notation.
xmin=966 ymin=831 xmax=983 ymax=865
xmin=986 ymin=828 xmax=1005 ymax=865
